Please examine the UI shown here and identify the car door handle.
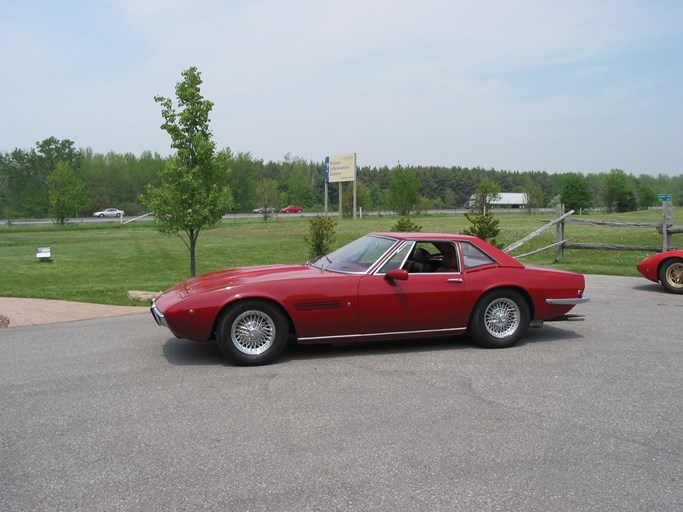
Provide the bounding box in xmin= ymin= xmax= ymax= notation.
xmin=447 ymin=278 xmax=463 ymax=283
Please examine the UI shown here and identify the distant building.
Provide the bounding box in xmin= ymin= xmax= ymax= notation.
xmin=465 ymin=192 xmax=527 ymax=209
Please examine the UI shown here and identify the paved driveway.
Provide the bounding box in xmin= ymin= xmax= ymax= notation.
xmin=1 ymin=275 xmax=681 ymax=511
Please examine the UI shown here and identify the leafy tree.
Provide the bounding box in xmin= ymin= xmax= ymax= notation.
xmin=637 ymin=183 xmax=658 ymax=209
xmin=342 ymin=181 xmax=371 ymax=217
xmin=224 ymin=149 xmax=259 ymax=211
xmin=0 ymin=137 xmax=81 ymax=218
xmin=443 ymin=189 xmax=458 ymax=209
xmin=470 ymin=177 xmax=501 ymax=214
xmin=142 ymin=67 xmax=233 ymax=276
xmin=279 ymin=153 xmax=315 ymax=208
xmin=305 ymin=215 xmax=337 ymax=260
xmin=387 ymin=165 xmax=420 ymax=215
xmin=560 ymin=173 xmax=593 ymax=212
xmin=602 ymin=168 xmax=636 ymax=213
xmin=36 ymin=137 xmax=81 ymax=175
xmin=254 ymin=178 xmax=279 ymax=220
xmin=523 ymin=177 xmax=544 ymax=213
xmin=46 ymin=162 xmax=88 ymax=225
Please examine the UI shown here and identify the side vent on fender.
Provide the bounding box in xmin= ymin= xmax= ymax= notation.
xmin=294 ymin=301 xmax=342 ymax=311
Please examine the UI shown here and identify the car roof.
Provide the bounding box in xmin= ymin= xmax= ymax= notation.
xmin=370 ymin=232 xmax=479 ymax=242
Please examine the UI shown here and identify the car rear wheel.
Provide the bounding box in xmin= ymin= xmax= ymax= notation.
xmin=216 ymin=300 xmax=289 ymax=365
xmin=469 ymin=290 xmax=529 ymax=348
xmin=659 ymin=258 xmax=683 ymax=294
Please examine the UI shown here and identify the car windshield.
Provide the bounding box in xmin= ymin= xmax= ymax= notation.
xmin=310 ymin=235 xmax=398 ymax=274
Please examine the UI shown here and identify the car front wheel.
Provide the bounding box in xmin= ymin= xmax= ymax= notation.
xmin=216 ymin=300 xmax=289 ymax=365
xmin=469 ymin=290 xmax=529 ymax=348
xmin=659 ymin=258 xmax=683 ymax=294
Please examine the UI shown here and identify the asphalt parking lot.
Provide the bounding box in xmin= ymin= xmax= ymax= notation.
xmin=1 ymin=274 xmax=681 ymax=511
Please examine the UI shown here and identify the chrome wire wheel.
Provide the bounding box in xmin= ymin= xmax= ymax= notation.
xmin=483 ymin=297 xmax=521 ymax=339
xmin=663 ymin=261 xmax=683 ymax=290
xmin=230 ymin=310 xmax=276 ymax=355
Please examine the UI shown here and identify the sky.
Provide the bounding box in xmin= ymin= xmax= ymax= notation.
xmin=1 ymin=0 xmax=682 ymax=176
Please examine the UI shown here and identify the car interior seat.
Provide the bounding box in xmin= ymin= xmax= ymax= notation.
xmin=407 ymin=247 xmax=431 ymax=273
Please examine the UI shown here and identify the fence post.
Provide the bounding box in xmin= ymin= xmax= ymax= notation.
xmin=555 ymin=203 xmax=565 ymax=262
xmin=662 ymin=201 xmax=673 ymax=252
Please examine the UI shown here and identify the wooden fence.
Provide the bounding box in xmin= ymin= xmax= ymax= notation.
xmin=504 ymin=202 xmax=680 ymax=262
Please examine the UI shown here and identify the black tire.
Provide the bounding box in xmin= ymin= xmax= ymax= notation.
xmin=468 ymin=289 xmax=530 ymax=348
xmin=216 ymin=300 xmax=289 ymax=365
xmin=658 ymin=258 xmax=683 ymax=294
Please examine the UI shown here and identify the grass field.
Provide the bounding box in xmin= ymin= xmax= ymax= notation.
xmin=1 ymin=209 xmax=678 ymax=305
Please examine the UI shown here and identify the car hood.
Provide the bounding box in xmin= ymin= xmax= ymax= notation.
xmin=164 ymin=264 xmax=316 ymax=298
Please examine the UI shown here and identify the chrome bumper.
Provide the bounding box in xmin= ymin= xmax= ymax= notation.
xmin=546 ymin=296 xmax=591 ymax=306
xmin=150 ymin=299 xmax=166 ymax=327
xmin=539 ymin=296 xmax=590 ymax=325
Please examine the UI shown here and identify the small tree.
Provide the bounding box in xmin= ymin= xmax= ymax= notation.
xmin=560 ymin=173 xmax=593 ymax=213
xmin=462 ymin=212 xmax=502 ymax=248
xmin=637 ymin=184 xmax=658 ymax=210
xmin=46 ymin=162 xmax=88 ymax=225
xmin=602 ymin=168 xmax=636 ymax=213
xmin=387 ymin=166 xmax=420 ymax=215
xmin=305 ymin=215 xmax=337 ymax=260
xmin=142 ymin=67 xmax=233 ymax=276
xmin=390 ymin=217 xmax=423 ymax=232
xmin=470 ymin=177 xmax=501 ymax=214
xmin=255 ymin=178 xmax=279 ymax=220
xmin=523 ymin=178 xmax=544 ymax=214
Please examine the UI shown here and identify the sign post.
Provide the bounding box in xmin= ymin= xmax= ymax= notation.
xmin=325 ymin=153 xmax=357 ymax=219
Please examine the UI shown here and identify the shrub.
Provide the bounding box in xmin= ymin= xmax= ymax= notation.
xmin=462 ymin=213 xmax=502 ymax=248
xmin=390 ymin=217 xmax=423 ymax=232
xmin=305 ymin=215 xmax=337 ymax=260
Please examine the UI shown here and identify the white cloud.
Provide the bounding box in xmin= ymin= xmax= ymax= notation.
xmin=1 ymin=0 xmax=681 ymax=174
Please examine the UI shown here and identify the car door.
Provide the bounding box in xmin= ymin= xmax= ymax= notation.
xmin=356 ymin=242 xmax=469 ymax=336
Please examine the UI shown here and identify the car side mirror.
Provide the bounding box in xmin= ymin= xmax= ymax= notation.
xmin=385 ymin=269 xmax=409 ymax=281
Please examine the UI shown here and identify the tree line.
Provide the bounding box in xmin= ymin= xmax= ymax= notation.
xmin=5 ymin=135 xmax=683 ymax=223
xmin=1 ymin=137 xmax=681 ymax=222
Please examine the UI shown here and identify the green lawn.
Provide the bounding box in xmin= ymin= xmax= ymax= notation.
xmin=1 ymin=209 xmax=678 ymax=305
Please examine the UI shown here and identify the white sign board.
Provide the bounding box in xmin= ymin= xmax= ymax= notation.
xmin=326 ymin=153 xmax=356 ymax=183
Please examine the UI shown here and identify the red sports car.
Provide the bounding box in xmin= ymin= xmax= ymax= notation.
xmin=281 ymin=205 xmax=303 ymax=213
xmin=151 ymin=233 xmax=590 ymax=365
xmin=636 ymin=250 xmax=683 ymax=294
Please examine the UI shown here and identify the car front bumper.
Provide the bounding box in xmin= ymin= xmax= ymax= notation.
xmin=150 ymin=299 xmax=166 ymax=327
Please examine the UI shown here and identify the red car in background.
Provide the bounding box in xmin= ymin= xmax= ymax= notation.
xmin=636 ymin=250 xmax=683 ymax=294
xmin=151 ymin=232 xmax=590 ymax=365
xmin=281 ymin=205 xmax=303 ymax=213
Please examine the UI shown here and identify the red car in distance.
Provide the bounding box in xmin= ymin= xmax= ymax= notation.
xmin=151 ymin=232 xmax=590 ymax=365
xmin=281 ymin=205 xmax=303 ymax=213
xmin=636 ymin=250 xmax=683 ymax=294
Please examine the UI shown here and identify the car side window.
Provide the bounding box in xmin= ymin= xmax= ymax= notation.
xmin=377 ymin=242 xmax=413 ymax=274
xmin=433 ymin=242 xmax=460 ymax=272
xmin=460 ymin=241 xmax=497 ymax=269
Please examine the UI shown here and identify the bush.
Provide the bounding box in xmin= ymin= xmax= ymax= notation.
xmin=390 ymin=217 xmax=423 ymax=232
xmin=462 ymin=213 xmax=502 ymax=247
xmin=304 ymin=215 xmax=337 ymax=260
